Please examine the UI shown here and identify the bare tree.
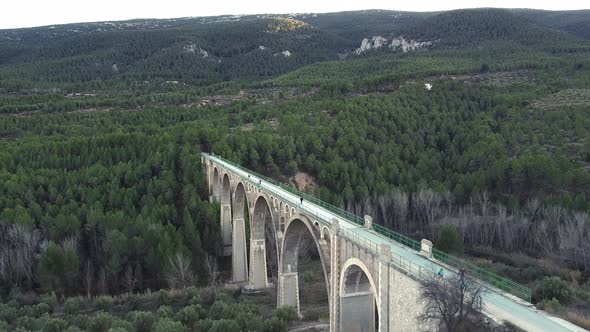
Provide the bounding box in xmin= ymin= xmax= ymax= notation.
xmin=83 ymin=260 xmax=93 ymax=298
xmin=122 ymin=264 xmax=136 ymax=294
xmin=418 ymin=270 xmax=486 ymax=332
xmin=392 ymin=189 xmax=409 ymax=232
xmin=376 ymin=192 xmax=392 ymax=228
xmin=205 ymin=255 xmax=220 ymax=285
xmin=166 ymin=251 xmax=195 ymax=289
xmin=0 ymin=223 xmax=42 ymax=289
xmin=414 ymin=189 xmax=443 ymax=237
xmin=98 ymin=268 xmax=108 ymax=294
xmin=134 ymin=263 xmax=143 ymax=291
xmin=558 ymin=212 xmax=590 ymax=270
xmin=525 ymin=198 xmax=541 ymax=222
xmin=474 ymin=191 xmax=491 ymax=217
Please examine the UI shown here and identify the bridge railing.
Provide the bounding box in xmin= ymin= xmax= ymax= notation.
xmin=373 ymin=222 xmax=531 ymax=302
xmin=340 ymin=228 xmax=430 ymax=281
xmin=204 ymin=153 xmax=531 ymax=303
xmin=372 ymin=224 xmax=422 ymax=251
xmin=431 ymin=248 xmax=531 ymax=302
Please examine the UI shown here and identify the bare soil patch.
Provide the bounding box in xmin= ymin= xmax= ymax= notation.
xmin=290 ymin=172 xmax=317 ymax=192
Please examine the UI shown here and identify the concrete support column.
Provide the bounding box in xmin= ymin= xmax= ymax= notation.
xmin=329 ymin=219 xmax=340 ymax=332
xmin=232 ymin=218 xmax=248 ymax=283
xmin=249 ymin=239 xmax=268 ymax=289
xmin=221 ymin=204 xmax=232 ymax=256
xmin=378 ymin=244 xmax=392 ymax=332
xmin=279 ymin=270 xmax=300 ymax=314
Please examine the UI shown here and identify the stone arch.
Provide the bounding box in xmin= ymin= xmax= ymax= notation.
xmin=231 ymin=181 xmax=249 ymax=282
xmin=321 ymin=226 xmax=331 ymax=240
xmin=249 ymin=194 xmax=279 ymax=290
xmin=279 ymin=214 xmax=330 ymax=316
xmin=339 ymin=258 xmax=380 ymax=332
xmin=291 ymin=207 xmax=296 ymax=216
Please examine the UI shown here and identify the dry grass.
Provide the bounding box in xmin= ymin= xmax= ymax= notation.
xmin=530 ymin=88 xmax=590 ymax=110
xmin=448 ymin=70 xmax=537 ymax=86
xmin=565 ymin=311 xmax=590 ymax=330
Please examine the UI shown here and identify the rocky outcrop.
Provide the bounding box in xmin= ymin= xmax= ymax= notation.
xmin=266 ymin=18 xmax=309 ymax=33
xmin=182 ymin=43 xmax=220 ymax=63
xmin=198 ymin=48 xmax=209 ymax=58
xmin=355 ymin=36 xmax=389 ymax=54
xmin=183 ymin=43 xmax=209 ymax=58
xmin=354 ymin=35 xmax=433 ymax=55
xmin=274 ymin=50 xmax=292 ymax=58
xmin=389 ymin=36 xmax=433 ymax=52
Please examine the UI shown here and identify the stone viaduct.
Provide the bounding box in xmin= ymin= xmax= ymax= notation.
xmin=202 ymin=153 xmax=584 ymax=332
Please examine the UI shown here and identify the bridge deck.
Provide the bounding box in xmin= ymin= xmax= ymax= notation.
xmin=207 ymin=153 xmax=582 ymax=332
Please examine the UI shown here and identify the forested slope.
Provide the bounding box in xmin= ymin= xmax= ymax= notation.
xmin=1 ymin=7 xmax=590 ymax=331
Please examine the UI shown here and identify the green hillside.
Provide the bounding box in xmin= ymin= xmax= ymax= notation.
xmin=1 ymin=7 xmax=590 ymax=331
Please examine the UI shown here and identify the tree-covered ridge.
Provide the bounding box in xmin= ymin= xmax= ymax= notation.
xmin=403 ymin=8 xmax=578 ymax=47
xmin=0 ymin=18 xmax=348 ymax=89
xmin=510 ymin=9 xmax=590 ymax=39
xmin=1 ymin=8 xmax=589 ymax=92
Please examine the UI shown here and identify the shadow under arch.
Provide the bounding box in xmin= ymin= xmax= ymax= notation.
xmin=212 ymin=167 xmax=220 ymax=201
xmin=220 ymin=173 xmax=232 ymax=255
xmin=280 ymin=215 xmax=331 ymax=318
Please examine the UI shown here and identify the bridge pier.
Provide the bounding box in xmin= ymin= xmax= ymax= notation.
xmin=329 ymin=220 xmax=340 ymax=332
xmin=249 ymin=239 xmax=269 ymax=289
xmin=279 ymin=270 xmax=300 ymax=314
xmin=377 ymin=244 xmax=391 ymax=332
xmin=221 ymin=204 xmax=232 ymax=256
xmin=232 ymin=218 xmax=248 ymax=283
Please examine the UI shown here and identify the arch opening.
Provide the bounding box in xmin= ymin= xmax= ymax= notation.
xmin=221 ymin=174 xmax=231 ymax=204
xmin=212 ymin=167 xmax=220 ymax=201
xmin=220 ymin=174 xmax=232 ymax=256
xmin=340 ymin=262 xmax=379 ymax=332
xmin=280 ymin=217 xmax=330 ymax=320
